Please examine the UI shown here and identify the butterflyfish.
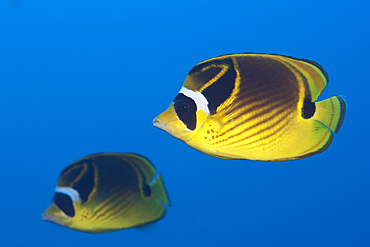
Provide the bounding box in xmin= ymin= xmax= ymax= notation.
xmin=42 ymin=153 xmax=170 ymax=233
xmin=153 ymin=53 xmax=346 ymax=161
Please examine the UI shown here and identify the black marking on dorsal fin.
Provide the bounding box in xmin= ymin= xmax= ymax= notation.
xmin=142 ymin=184 xmax=151 ymax=197
xmin=302 ymin=99 xmax=316 ymax=119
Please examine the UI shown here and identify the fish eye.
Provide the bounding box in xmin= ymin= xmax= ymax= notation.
xmin=174 ymin=101 xmax=189 ymax=116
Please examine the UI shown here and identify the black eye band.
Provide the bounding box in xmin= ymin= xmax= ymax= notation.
xmin=142 ymin=184 xmax=151 ymax=197
xmin=173 ymin=93 xmax=197 ymax=131
xmin=53 ymin=192 xmax=75 ymax=217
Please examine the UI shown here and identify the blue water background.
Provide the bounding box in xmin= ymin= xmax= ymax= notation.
xmin=0 ymin=1 xmax=369 ymax=246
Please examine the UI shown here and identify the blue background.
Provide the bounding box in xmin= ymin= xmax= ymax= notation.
xmin=1 ymin=1 xmax=369 ymax=246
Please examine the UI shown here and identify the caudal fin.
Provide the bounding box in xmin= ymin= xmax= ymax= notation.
xmin=150 ymin=174 xmax=171 ymax=206
xmin=313 ymin=95 xmax=346 ymax=133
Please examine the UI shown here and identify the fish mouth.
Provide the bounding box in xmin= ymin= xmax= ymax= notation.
xmin=153 ymin=105 xmax=194 ymax=141
xmin=42 ymin=213 xmax=68 ymax=228
xmin=153 ymin=116 xmax=169 ymax=132
xmin=42 ymin=213 xmax=58 ymax=224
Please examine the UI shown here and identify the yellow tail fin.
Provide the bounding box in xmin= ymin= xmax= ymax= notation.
xmin=150 ymin=174 xmax=171 ymax=206
xmin=312 ymin=95 xmax=346 ymax=133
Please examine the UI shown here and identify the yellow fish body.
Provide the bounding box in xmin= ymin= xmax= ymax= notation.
xmin=153 ymin=53 xmax=346 ymax=161
xmin=42 ymin=153 xmax=170 ymax=233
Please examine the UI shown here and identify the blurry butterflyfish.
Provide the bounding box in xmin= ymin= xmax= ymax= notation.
xmin=153 ymin=53 xmax=346 ymax=161
xmin=42 ymin=153 xmax=170 ymax=233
